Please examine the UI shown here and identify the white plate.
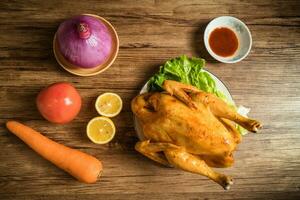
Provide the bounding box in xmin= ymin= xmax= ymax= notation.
xmin=133 ymin=70 xmax=234 ymax=140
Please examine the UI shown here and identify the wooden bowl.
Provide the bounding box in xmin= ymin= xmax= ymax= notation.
xmin=53 ymin=14 xmax=119 ymax=76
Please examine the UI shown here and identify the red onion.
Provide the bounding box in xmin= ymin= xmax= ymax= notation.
xmin=56 ymin=15 xmax=112 ymax=68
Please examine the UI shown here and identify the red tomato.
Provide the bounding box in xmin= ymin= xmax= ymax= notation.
xmin=36 ymin=82 xmax=81 ymax=124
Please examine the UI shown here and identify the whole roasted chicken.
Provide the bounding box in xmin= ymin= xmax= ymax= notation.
xmin=132 ymin=80 xmax=262 ymax=190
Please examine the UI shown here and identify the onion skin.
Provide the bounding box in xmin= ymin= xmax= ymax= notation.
xmin=56 ymin=15 xmax=112 ymax=68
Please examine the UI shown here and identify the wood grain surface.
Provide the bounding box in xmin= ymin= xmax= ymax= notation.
xmin=0 ymin=0 xmax=300 ymax=199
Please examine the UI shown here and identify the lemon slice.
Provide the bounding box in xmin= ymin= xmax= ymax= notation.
xmin=95 ymin=93 xmax=122 ymax=117
xmin=87 ymin=117 xmax=116 ymax=144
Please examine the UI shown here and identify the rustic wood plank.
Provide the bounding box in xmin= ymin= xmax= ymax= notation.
xmin=0 ymin=0 xmax=300 ymax=199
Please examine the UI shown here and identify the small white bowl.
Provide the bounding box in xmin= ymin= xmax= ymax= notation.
xmin=204 ymin=16 xmax=252 ymax=63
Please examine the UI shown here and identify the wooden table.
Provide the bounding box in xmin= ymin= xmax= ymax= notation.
xmin=1 ymin=0 xmax=299 ymax=199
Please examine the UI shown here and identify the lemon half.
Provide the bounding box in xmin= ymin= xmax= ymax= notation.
xmin=95 ymin=93 xmax=122 ymax=117
xmin=87 ymin=117 xmax=115 ymax=144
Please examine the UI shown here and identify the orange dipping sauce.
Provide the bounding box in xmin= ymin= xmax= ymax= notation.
xmin=209 ymin=27 xmax=238 ymax=57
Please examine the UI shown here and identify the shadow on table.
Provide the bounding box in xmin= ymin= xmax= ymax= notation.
xmin=137 ymin=63 xmax=162 ymax=89
xmin=191 ymin=21 xmax=218 ymax=63
xmin=16 ymin=19 xmax=71 ymax=75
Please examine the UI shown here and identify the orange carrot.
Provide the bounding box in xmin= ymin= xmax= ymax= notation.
xmin=6 ymin=121 xmax=103 ymax=183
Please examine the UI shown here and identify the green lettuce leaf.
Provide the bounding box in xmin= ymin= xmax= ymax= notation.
xmin=148 ymin=55 xmax=226 ymax=100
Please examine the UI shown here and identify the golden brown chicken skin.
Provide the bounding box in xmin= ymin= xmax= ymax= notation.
xmin=132 ymin=80 xmax=262 ymax=190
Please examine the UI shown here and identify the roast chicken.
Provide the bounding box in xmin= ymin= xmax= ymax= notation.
xmin=131 ymin=80 xmax=262 ymax=190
